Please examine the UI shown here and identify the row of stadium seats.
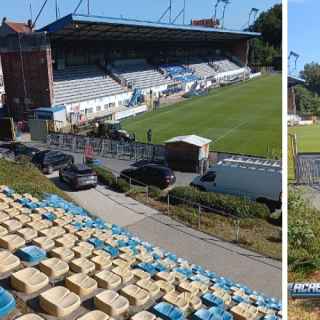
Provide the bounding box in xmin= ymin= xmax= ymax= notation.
xmin=0 ymin=186 xmax=281 ymax=319
xmin=111 ymin=61 xmax=175 ymax=90
xmin=209 ymin=58 xmax=241 ymax=73
xmin=53 ymin=65 xmax=127 ymax=105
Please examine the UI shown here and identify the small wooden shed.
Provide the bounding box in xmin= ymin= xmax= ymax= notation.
xmin=165 ymin=135 xmax=212 ymax=173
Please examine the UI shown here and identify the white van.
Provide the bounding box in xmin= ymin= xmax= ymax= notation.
xmin=191 ymin=156 xmax=282 ymax=204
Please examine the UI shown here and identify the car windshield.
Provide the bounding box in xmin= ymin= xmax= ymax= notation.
xmin=76 ymin=169 xmax=93 ymax=175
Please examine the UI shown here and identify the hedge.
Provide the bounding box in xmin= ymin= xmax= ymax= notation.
xmin=89 ymin=165 xmax=130 ymax=194
xmin=168 ymin=186 xmax=270 ymax=219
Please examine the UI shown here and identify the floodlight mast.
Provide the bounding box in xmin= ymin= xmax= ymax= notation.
xmin=248 ymin=8 xmax=259 ymax=27
xmin=288 ymin=51 xmax=300 ymax=75
xmin=213 ymin=0 xmax=222 ymax=21
xmin=158 ymin=0 xmax=173 ymax=23
xmin=32 ymin=0 xmax=49 ymax=29
xmin=221 ymin=0 xmax=231 ymax=29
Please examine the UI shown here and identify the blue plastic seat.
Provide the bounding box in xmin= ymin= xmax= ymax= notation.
xmin=174 ymin=267 xmax=193 ymax=278
xmin=0 ymin=287 xmax=16 ymax=317
xmin=152 ymin=302 xmax=184 ymax=320
xmin=208 ymin=307 xmax=233 ymax=320
xmin=103 ymin=245 xmax=119 ymax=257
xmin=137 ymin=263 xmax=157 ymax=276
xmin=201 ymin=292 xmax=224 ymax=308
xmin=88 ymin=237 xmax=104 ymax=249
xmin=153 ymin=262 xmax=168 ymax=272
xmin=42 ymin=212 xmax=57 ymax=221
xmin=191 ymin=308 xmax=214 ymax=320
xmin=16 ymin=245 xmax=47 ymax=263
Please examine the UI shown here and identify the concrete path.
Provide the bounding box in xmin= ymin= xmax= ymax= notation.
xmin=50 ymin=176 xmax=282 ymax=298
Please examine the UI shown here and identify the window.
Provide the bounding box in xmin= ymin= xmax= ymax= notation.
xmin=86 ymin=108 xmax=93 ymax=114
xmin=200 ymin=172 xmax=216 ymax=183
xmin=96 ymin=106 xmax=101 ymax=112
xmin=104 ymin=105 xmax=109 ymax=110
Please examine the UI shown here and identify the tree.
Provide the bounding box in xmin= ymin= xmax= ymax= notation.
xmin=248 ymin=4 xmax=282 ymax=69
xmin=300 ymin=62 xmax=320 ymax=95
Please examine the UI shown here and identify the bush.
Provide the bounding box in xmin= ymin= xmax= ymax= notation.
xmin=148 ymin=186 xmax=163 ymax=200
xmin=111 ymin=178 xmax=130 ymax=193
xmin=90 ymin=165 xmax=116 ymax=187
xmin=168 ymin=186 xmax=270 ymax=219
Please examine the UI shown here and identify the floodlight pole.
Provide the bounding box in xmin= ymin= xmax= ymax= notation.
xmin=32 ymin=0 xmax=49 ymax=29
xmin=221 ymin=0 xmax=231 ymax=29
xmin=248 ymin=8 xmax=259 ymax=27
xmin=183 ymin=0 xmax=186 ymax=24
xmin=213 ymin=0 xmax=221 ymax=21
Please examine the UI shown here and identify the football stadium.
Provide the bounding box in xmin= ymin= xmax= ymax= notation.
xmin=0 ymin=2 xmax=282 ymax=318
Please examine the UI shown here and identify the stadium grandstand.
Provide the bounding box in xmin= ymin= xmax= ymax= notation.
xmin=0 ymin=14 xmax=259 ymax=121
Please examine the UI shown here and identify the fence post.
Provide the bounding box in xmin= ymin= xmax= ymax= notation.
xmin=167 ymin=193 xmax=170 ymax=215
xmin=198 ymin=205 xmax=201 ymax=230
xmin=129 ymin=178 xmax=132 ymax=190
xmin=234 ymin=219 xmax=240 ymax=243
xmin=146 ymin=186 xmax=149 ymax=201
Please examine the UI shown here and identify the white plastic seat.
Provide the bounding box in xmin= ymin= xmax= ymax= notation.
xmin=15 ymin=214 xmax=32 ymax=225
xmin=155 ymin=272 xmax=175 ymax=283
xmin=16 ymin=227 xmax=38 ymax=241
xmin=0 ymin=234 xmax=25 ymax=251
xmin=11 ymin=267 xmax=49 ymax=294
xmin=40 ymin=286 xmax=81 ymax=317
xmin=0 ymin=225 xmax=8 ymax=237
xmin=39 ymin=257 xmax=69 ymax=279
xmin=163 ymin=291 xmax=189 ymax=311
xmin=15 ymin=313 xmax=45 ymax=320
xmin=0 ymin=250 xmax=20 ymax=274
xmin=91 ymin=255 xmax=112 ymax=271
xmin=95 ymin=290 xmax=129 ymax=317
xmin=70 ymin=257 xmax=95 ymax=274
xmin=155 ymin=280 xmax=175 ymax=294
xmin=73 ymin=245 xmax=92 ymax=258
xmin=1 ymin=218 xmax=22 ymax=232
xmin=55 ymin=235 xmax=76 ymax=248
xmin=95 ymin=270 xmax=122 ymax=289
xmin=131 ymin=311 xmax=157 ymax=320
xmin=77 ymin=310 xmax=110 ymax=320
xmin=121 ymin=284 xmax=150 ymax=306
xmin=51 ymin=247 xmax=75 ymax=262
xmin=136 ymin=279 xmax=160 ymax=297
xmin=65 ymin=273 xmax=98 ymax=297
xmin=132 ymin=269 xmax=151 ymax=281
xmin=112 ymin=266 xmax=134 ymax=284
xmin=0 ymin=212 xmax=9 ymax=223
xmin=32 ymin=236 xmax=55 ymax=251
xmin=231 ymin=302 xmax=259 ymax=320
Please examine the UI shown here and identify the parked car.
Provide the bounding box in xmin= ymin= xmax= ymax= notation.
xmin=59 ymin=164 xmax=97 ymax=190
xmin=31 ymin=150 xmax=74 ymax=174
xmin=13 ymin=144 xmax=40 ymax=159
xmin=120 ymin=164 xmax=176 ymax=189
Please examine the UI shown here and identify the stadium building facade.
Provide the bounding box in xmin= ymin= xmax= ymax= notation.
xmin=0 ymin=14 xmax=259 ymax=121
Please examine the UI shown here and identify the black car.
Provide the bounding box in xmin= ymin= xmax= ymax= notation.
xmin=14 ymin=144 xmax=40 ymax=159
xmin=120 ymin=164 xmax=176 ymax=189
xmin=59 ymin=164 xmax=98 ymax=190
xmin=31 ymin=150 xmax=74 ymax=174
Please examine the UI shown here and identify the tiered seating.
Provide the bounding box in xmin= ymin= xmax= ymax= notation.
xmin=210 ymin=58 xmax=241 ymax=73
xmin=0 ymin=185 xmax=282 ymax=319
xmin=112 ymin=60 xmax=174 ymax=90
xmin=160 ymin=64 xmax=199 ymax=83
xmin=53 ymin=65 xmax=127 ymax=105
xmin=188 ymin=59 xmax=218 ymax=79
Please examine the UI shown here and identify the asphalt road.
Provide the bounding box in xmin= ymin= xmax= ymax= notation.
xmin=50 ymin=174 xmax=282 ymax=298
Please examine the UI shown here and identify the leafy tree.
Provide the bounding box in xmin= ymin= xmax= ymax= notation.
xmin=248 ymin=4 xmax=282 ymax=69
xmin=300 ymin=62 xmax=320 ymax=95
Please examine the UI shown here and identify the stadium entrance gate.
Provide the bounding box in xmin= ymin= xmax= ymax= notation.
xmin=296 ymin=153 xmax=320 ymax=185
xmin=47 ymin=133 xmax=166 ymax=161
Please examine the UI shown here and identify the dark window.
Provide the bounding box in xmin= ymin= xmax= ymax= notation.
xmin=200 ymin=172 xmax=216 ymax=182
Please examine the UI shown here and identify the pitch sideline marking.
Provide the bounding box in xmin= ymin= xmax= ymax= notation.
xmin=214 ymin=120 xmax=249 ymax=143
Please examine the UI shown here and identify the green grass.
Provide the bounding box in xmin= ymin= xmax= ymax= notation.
xmin=123 ymin=74 xmax=282 ymax=157
xmin=289 ymin=125 xmax=320 ymax=152
xmin=0 ymin=159 xmax=70 ymax=201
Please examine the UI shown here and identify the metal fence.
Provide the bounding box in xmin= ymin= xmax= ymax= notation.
xmin=296 ymin=153 xmax=320 ymax=185
xmin=47 ymin=133 xmax=166 ymax=161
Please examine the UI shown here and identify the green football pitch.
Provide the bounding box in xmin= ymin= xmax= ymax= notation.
xmin=123 ymin=74 xmax=282 ymax=158
xmin=289 ymin=125 xmax=320 ymax=153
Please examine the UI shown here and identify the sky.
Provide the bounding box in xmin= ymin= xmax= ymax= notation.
xmin=289 ymin=0 xmax=319 ymax=74
xmin=1 ymin=0 xmax=280 ymax=31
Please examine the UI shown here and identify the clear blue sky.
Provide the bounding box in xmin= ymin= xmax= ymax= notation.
xmin=289 ymin=0 xmax=319 ymax=73
xmin=2 ymin=0 xmax=280 ymax=31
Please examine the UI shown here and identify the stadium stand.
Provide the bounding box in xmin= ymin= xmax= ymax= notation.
xmin=0 ymin=185 xmax=282 ymax=318
xmin=110 ymin=59 xmax=175 ymax=90
xmin=53 ymin=65 xmax=128 ymax=106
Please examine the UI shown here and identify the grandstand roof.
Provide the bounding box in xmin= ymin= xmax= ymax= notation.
xmin=39 ymin=14 xmax=260 ymax=42
xmin=288 ymin=75 xmax=305 ymax=86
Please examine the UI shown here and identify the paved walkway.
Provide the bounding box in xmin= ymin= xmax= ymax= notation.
xmin=51 ymin=179 xmax=281 ymax=298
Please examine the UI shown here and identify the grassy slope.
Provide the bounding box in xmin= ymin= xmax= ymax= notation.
xmin=0 ymin=159 xmax=70 ymax=201
xmin=123 ymin=75 xmax=282 ymax=157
